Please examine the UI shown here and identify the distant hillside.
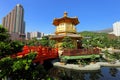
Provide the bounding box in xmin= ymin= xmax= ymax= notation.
xmin=78 ymin=30 xmax=117 ymax=40
xmin=94 ymin=27 xmax=113 ymax=33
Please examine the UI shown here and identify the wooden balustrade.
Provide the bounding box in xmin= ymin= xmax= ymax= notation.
xmin=62 ymin=48 xmax=101 ymax=56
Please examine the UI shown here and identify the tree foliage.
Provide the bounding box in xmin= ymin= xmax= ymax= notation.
xmin=0 ymin=25 xmax=10 ymax=42
xmin=26 ymin=36 xmax=56 ymax=48
xmin=0 ymin=25 xmax=46 ymax=79
xmin=79 ymin=31 xmax=120 ymax=49
xmin=61 ymin=36 xmax=75 ymax=49
xmin=26 ymin=38 xmax=41 ymax=46
xmin=40 ymin=36 xmax=49 ymax=47
xmin=0 ymin=25 xmax=24 ymax=57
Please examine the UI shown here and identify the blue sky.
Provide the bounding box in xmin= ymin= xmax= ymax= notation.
xmin=0 ymin=0 xmax=120 ymax=34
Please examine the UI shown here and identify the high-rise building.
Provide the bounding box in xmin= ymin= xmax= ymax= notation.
xmin=26 ymin=32 xmax=31 ymax=40
xmin=113 ymin=21 xmax=120 ymax=36
xmin=26 ymin=32 xmax=44 ymax=40
xmin=2 ymin=4 xmax=25 ymax=40
xmin=31 ymin=32 xmax=41 ymax=39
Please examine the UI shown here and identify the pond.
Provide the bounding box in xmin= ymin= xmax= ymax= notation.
xmin=47 ymin=67 xmax=120 ymax=80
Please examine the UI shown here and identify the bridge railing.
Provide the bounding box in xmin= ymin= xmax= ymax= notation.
xmin=62 ymin=48 xmax=101 ymax=56
xmin=11 ymin=45 xmax=59 ymax=63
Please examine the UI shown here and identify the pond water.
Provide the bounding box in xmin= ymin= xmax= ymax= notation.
xmin=47 ymin=67 xmax=120 ymax=80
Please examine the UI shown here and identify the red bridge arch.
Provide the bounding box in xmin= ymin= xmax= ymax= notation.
xmin=12 ymin=45 xmax=59 ymax=64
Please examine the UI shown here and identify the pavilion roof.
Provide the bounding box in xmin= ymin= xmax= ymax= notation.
xmin=53 ymin=12 xmax=80 ymax=26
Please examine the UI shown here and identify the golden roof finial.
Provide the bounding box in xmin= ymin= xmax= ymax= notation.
xmin=64 ymin=11 xmax=68 ymax=17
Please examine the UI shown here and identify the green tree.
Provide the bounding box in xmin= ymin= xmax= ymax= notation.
xmin=49 ymin=40 xmax=56 ymax=48
xmin=0 ymin=25 xmax=11 ymax=57
xmin=26 ymin=38 xmax=41 ymax=46
xmin=0 ymin=25 xmax=10 ymax=42
xmin=0 ymin=25 xmax=46 ymax=79
xmin=40 ymin=36 xmax=49 ymax=47
xmin=61 ymin=36 xmax=75 ymax=49
xmin=26 ymin=35 xmax=56 ymax=48
xmin=40 ymin=36 xmax=56 ymax=48
xmin=79 ymin=31 xmax=120 ymax=49
xmin=0 ymin=25 xmax=24 ymax=57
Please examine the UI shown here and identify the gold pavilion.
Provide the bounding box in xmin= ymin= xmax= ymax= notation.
xmin=50 ymin=12 xmax=82 ymax=49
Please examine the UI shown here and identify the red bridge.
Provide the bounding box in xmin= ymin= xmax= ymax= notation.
xmin=11 ymin=46 xmax=101 ymax=64
xmin=12 ymin=45 xmax=59 ymax=64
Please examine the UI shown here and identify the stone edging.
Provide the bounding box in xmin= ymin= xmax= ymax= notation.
xmin=53 ymin=61 xmax=120 ymax=71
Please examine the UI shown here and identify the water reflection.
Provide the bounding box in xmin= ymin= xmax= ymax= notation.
xmin=48 ymin=67 xmax=120 ymax=80
xmin=109 ymin=68 xmax=118 ymax=77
